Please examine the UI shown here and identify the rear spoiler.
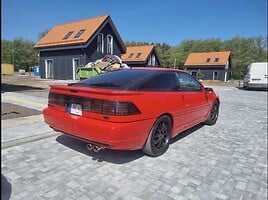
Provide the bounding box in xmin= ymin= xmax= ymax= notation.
xmin=49 ymin=84 xmax=143 ymax=96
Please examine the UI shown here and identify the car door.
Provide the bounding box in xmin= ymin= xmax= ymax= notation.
xmin=176 ymin=72 xmax=209 ymax=127
xmin=137 ymin=71 xmax=188 ymax=136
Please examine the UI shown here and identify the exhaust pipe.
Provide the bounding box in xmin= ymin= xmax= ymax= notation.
xmin=87 ymin=143 xmax=105 ymax=152
xmin=87 ymin=143 xmax=93 ymax=151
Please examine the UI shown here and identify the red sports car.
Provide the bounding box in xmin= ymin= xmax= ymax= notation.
xmin=43 ymin=68 xmax=219 ymax=157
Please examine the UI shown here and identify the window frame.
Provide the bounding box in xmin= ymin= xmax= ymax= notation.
xmin=191 ymin=71 xmax=198 ymax=77
xmin=97 ymin=33 xmax=104 ymax=53
xmin=213 ymin=71 xmax=219 ymax=80
xmin=176 ymin=72 xmax=203 ymax=92
xmin=45 ymin=59 xmax=54 ymax=79
xmin=136 ymin=53 xmax=142 ymax=58
xmin=63 ymin=31 xmax=74 ymax=40
xmin=107 ymin=34 xmax=113 ymax=54
xmin=74 ymin=29 xmax=86 ymax=38
xmin=128 ymin=53 xmax=134 ymax=58
xmin=151 ymin=54 xmax=156 ymax=66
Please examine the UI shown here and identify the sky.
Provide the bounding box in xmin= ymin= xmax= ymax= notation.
xmin=1 ymin=0 xmax=267 ymax=46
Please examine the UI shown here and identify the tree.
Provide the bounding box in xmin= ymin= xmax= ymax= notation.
xmin=38 ymin=28 xmax=51 ymax=40
xmin=1 ymin=38 xmax=38 ymax=71
xmin=1 ymin=39 xmax=14 ymax=64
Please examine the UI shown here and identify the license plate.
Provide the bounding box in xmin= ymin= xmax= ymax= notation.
xmin=68 ymin=103 xmax=82 ymax=116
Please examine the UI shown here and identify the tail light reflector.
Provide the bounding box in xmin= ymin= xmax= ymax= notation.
xmin=48 ymin=92 xmax=141 ymax=116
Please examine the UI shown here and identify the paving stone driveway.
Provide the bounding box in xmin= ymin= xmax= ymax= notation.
xmin=1 ymin=86 xmax=267 ymax=200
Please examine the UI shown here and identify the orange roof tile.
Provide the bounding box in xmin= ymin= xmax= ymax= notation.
xmin=184 ymin=51 xmax=231 ymax=66
xmin=121 ymin=45 xmax=154 ymax=62
xmin=34 ymin=15 xmax=109 ymax=48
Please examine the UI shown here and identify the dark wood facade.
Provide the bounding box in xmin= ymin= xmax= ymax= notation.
xmin=186 ymin=66 xmax=231 ymax=81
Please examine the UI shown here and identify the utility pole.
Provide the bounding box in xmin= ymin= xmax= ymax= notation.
xmin=12 ymin=48 xmax=15 ymax=67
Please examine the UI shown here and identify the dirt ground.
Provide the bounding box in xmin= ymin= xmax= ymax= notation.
xmin=2 ymin=74 xmax=61 ymax=120
xmin=2 ymin=73 xmax=51 ymax=98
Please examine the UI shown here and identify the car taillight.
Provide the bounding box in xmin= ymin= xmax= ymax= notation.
xmin=48 ymin=92 xmax=141 ymax=116
xmin=48 ymin=92 xmax=65 ymax=106
xmin=83 ymin=99 xmax=141 ymax=116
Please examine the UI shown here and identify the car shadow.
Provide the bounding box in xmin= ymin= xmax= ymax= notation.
xmin=170 ymin=123 xmax=204 ymax=145
xmin=56 ymin=124 xmax=205 ymax=163
xmin=1 ymin=174 xmax=12 ymax=200
xmin=1 ymin=83 xmax=45 ymax=93
xmin=56 ymin=134 xmax=144 ymax=164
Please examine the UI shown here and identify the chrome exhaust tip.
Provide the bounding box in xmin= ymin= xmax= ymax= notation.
xmin=86 ymin=143 xmax=105 ymax=152
xmin=86 ymin=143 xmax=93 ymax=151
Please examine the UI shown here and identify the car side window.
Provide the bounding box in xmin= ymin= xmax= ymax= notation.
xmin=138 ymin=72 xmax=178 ymax=91
xmin=177 ymin=72 xmax=202 ymax=91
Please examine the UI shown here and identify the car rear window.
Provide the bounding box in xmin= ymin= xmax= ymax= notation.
xmin=70 ymin=69 xmax=155 ymax=89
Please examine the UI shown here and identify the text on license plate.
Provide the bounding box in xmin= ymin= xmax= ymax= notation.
xmin=68 ymin=103 xmax=82 ymax=116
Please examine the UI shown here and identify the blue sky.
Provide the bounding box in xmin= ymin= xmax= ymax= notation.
xmin=1 ymin=0 xmax=267 ymax=46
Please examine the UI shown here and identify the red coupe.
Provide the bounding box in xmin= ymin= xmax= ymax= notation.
xmin=43 ymin=68 xmax=219 ymax=157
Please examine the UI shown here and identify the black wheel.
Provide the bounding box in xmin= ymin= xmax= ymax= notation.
xmin=142 ymin=115 xmax=171 ymax=157
xmin=204 ymin=101 xmax=219 ymax=125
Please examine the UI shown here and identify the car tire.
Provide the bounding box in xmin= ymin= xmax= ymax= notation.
xmin=204 ymin=101 xmax=219 ymax=125
xmin=142 ymin=115 xmax=171 ymax=157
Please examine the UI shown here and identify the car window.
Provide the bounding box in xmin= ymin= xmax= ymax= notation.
xmin=177 ymin=72 xmax=202 ymax=91
xmin=138 ymin=72 xmax=178 ymax=91
xmin=70 ymin=69 xmax=155 ymax=89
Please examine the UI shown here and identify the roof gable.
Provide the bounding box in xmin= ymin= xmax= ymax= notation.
xmin=121 ymin=45 xmax=155 ymax=62
xmin=34 ymin=15 xmax=125 ymax=52
xmin=184 ymin=51 xmax=231 ymax=66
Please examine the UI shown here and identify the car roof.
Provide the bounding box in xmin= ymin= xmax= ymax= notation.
xmin=131 ymin=67 xmax=186 ymax=73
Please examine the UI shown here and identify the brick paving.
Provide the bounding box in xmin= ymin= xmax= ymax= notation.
xmin=1 ymin=86 xmax=267 ymax=200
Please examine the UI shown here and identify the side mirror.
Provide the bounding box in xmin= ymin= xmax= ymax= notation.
xmin=205 ymin=87 xmax=213 ymax=93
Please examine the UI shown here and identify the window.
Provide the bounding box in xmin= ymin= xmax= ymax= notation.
xmin=138 ymin=72 xmax=178 ymax=91
xmin=63 ymin=31 xmax=74 ymax=40
xmin=206 ymin=58 xmax=211 ymax=62
xmin=151 ymin=54 xmax=156 ymax=66
xmin=148 ymin=54 xmax=156 ymax=66
xmin=128 ymin=53 xmax=134 ymax=58
xmin=74 ymin=69 xmax=155 ymax=89
xmin=45 ymin=59 xmax=54 ymax=79
xmin=97 ymin=33 xmax=104 ymax=53
xmin=213 ymin=71 xmax=219 ymax=80
xmin=177 ymin=72 xmax=202 ymax=91
xmin=191 ymin=71 xmax=198 ymax=77
xmin=136 ymin=53 xmax=142 ymax=58
xmin=107 ymin=35 xmax=113 ymax=54
xmin=214 ymin=57 xmax=219 ymax=62
xmin=74 ymin=29 xmax=86 ymax=38
xmin=73 ymin=58 xmax=80 ymax=80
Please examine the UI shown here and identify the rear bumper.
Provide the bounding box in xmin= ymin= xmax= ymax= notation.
xmin=43 ymin=107 xmax=154 ymax=150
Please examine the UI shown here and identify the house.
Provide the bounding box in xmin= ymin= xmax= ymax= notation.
xmin=121 ymin=45 xmax=161 ymax=67
xmin=34 ymin=15 xmax=126 ymax=80
xmin=184 ymin=51 xmax=232 ymax=82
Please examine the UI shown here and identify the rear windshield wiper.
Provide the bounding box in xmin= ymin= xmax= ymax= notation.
xmin=90 ymin=82 xmax=121 ymax=87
